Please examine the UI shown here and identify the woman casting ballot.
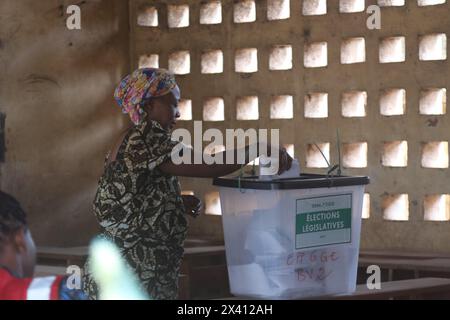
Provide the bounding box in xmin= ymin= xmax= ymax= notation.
xmin=83 ymin=68 xmax=293 ymax=299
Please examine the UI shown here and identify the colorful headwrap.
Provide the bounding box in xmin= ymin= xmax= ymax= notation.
xmin=114 ymin=68 xmax=180 ymax=125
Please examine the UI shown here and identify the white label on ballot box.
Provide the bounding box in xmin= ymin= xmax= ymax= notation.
xmin=295 ymin=194 xmax=352 ymax=249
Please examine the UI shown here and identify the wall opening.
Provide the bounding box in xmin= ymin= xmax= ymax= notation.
xmin=235 ymin=48 xmax=258 ymax=73
xmin=201 ymin=50 xmax=224 ymax=74
xmin=341 ymin=37 xmax=366 ymax=64
xmin=424 ymin=195 xmax=450 ymax=221
xmin=304 ymin=42 xmax=328 ymax=68
xmin=362 ymin=194 xmax=371 ymax=219
xmin=343 ymin=142 xmax=368 ymax=168
xmin=236 ymin=96 xmax=259 ymax=120
xmin=304 ymin=92 xmax=328 ymax=118
xmin=383 ymin=194 xmax=409 ymax=221
xmin=203 ymin=97 xmax=225 ymax=121
xmin=249 ymin=157 xmax=260 ymax=166
xmin=169 ymin=51 xmax=190 ymax=75
xmin=378 ymin=0 xmax=405 ymax=6
xmin=302 ymin=0 xmax=327 ymax=15
xmin=200 ymin=1 xmax=222 ymax=25
xmin=382 ymin=141 xmax=408 ymax=167
xmin=234 ymin=0 xmax=256 ymax=23
xmin=137 ymin=6 xmax=158 ymax=27
xmin=306 ymin=143 xmax=330 ymax=168
xmin=269 ymin=45 xmax=293 ymax=70
xmin=421 ymin=141 xmax=449 ymax=168
xmin=380 ymin=88 xmax=406 ymax=116
xmin=418 ymin=0 xmax=447 ymax=7
xmin=270 ymin=95 xmax=293 ymax=119
xmin=420 ymin=88 xmax=446 ymax=115
xmin=341 ymin=90 xmax=367 ymax=118
xmin=284 ymin=144 xmax=295 ymax=158
xmin=419 ymin=33 xmax=447 ymax=61
xmin=339 ymin=0 xmax=366 ymax=13
xmin=168 ymin=4 xmax=190 ymax=28
xmin=179 ymin=99 xmax=192 ymax=121
xmin=138 ymin=54 xmax=159 ymax=69
xmin=379 ymin=36 xmax=406 ymax=63
xmin=267 ymin=0 xmax=290 ymax=20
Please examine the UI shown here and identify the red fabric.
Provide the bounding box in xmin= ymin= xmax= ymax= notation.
xmin=50 ymin=276 xmax=64 ymax=300
xmin=0 ymin=268 xmax=62 ymax=300
xmin=0 ymin=268 xmax=32 ymax=300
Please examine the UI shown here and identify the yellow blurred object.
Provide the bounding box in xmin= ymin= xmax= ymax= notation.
xmin=89 ymin=238 xmax=150 ymax=300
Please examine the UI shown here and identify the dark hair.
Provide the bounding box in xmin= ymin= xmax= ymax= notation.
xmin=0 ymin=191 xmax=27 ymax=244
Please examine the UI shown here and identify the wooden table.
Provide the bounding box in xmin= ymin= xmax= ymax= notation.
xmin=358 ymin=251 xmax=450 ymax=281
xmin=218 ymin=278 xmax=450 ymax=300
xmin=37 ymin=246 xmax=88 ymax=267
xmin=35 ymin=265 xmax=68 ymax=277
xmin=37 ymin=245 xmax=450 ymax=299
xmin=182 ymin=246 xmax=228 ymax=299
xmin=332 ymin=278 xmax=450 ymax=300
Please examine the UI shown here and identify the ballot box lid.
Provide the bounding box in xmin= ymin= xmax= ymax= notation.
xmin=213 ymin=174 xmax=370 ymax=190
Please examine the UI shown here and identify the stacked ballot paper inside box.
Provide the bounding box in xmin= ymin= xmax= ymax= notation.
xmin=228 ymin=205 xmax=353 ymax=299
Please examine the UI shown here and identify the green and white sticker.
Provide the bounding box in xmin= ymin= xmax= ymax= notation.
xmin=296 ymin=194 xmax=352 ymax=249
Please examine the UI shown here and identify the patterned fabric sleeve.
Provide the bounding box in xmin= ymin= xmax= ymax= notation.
xmin=144 ymin=130 xmax=181 ymax=172
xmin=123 ymin=124 xmax=180 ymax=174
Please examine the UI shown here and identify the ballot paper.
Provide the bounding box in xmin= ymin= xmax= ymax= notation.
xmin=276 ymin=159 xmax=301 ymax=179
xmin=244 ymin=207 xmax=291 ymax=256
xmin=259 ymin=158 xmax=301 ymax=180
xmin=228 ymin=264 xmax=273 ymax=296
xmin=240 ymin=206 xmax=345 ymax=298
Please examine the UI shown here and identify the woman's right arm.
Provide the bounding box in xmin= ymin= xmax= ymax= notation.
xmin=158 ymin=144 xmax=292 ymax=178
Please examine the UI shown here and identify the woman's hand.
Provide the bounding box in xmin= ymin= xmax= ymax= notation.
xmin=182 ymin=195 xmax=202 ymax=218
xmin=277 ymin=147 xmax=293 ymax=175
xmin=263 ymin=143 xmax=293 ymax=175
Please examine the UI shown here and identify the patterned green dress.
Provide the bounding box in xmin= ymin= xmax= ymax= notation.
xmin=83 ymin=117 xmax=188 ymax=300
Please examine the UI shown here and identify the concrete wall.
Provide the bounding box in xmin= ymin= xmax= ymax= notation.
xmin=0 ymin=0 xmax=130 ymax=246
xmin=131 ymin=0 xmax=450 ymax=253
